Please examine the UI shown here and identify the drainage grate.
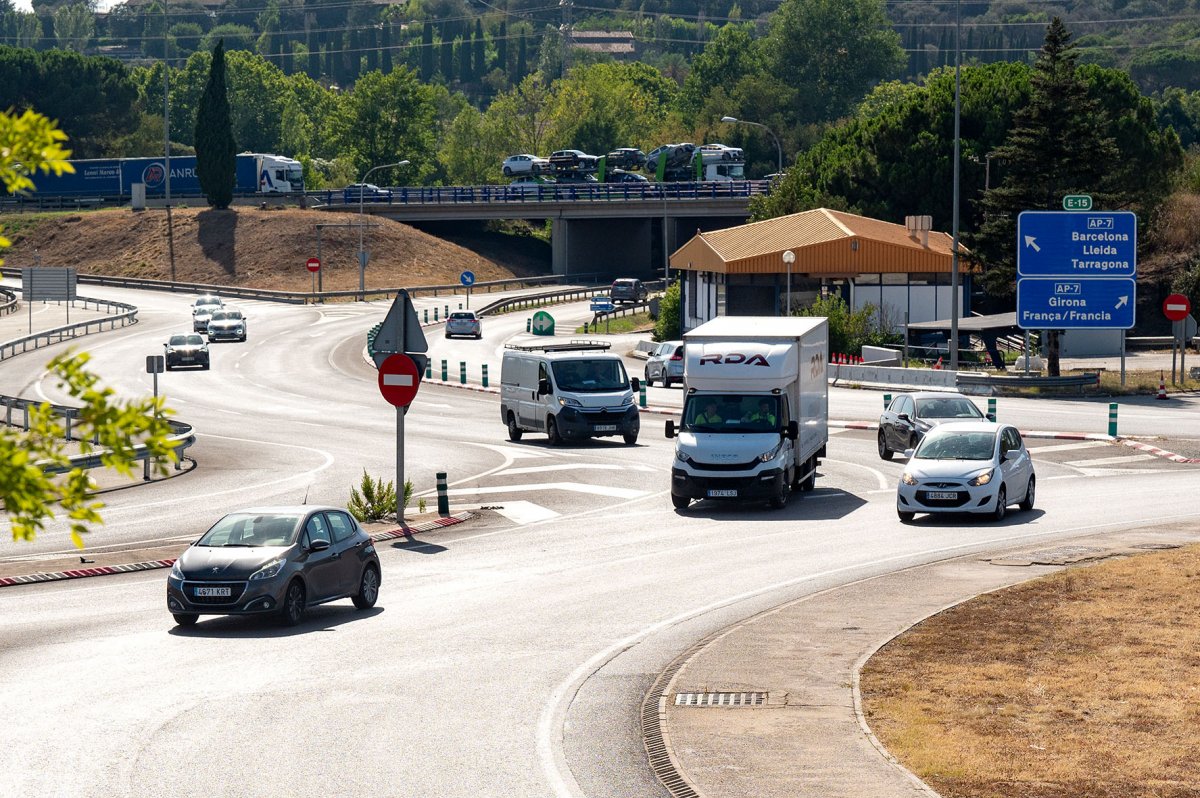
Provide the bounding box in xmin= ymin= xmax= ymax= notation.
xmin=674 ymin=692 xmax=766 ymax=707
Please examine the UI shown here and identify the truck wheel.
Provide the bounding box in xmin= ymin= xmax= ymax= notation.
xmin=546 ymin=417 xmax=563 ymax=446
xmin=769 ymin=482 xmax=789 ymax=509
xmin=506 ymin=413 xmax=523 ymax=441
xmin=623 ymin=432 xmax=638 ymax=445
xmin=800 ymin=458 xmax=817 ymax=492
xmin=671 ymin=494 xmax=689 ymax=510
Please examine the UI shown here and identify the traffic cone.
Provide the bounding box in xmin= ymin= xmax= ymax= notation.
xmin=934 ymin=356 xmax=943 ymax=370
xmin=1157 ymin=371 xmax=1168 ymax=400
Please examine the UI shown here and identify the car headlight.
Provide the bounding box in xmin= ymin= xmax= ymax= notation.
xmin=249 ymin=559 xmax=285 ymax=581
xmin=169 ymin=560 xmax=184 ymax=579
xmin=901 ymin=472 xmax=918 ymax=486
xmin=757 ymin=442 xmax=782 ymax=463
xmin=558 ymin=397 xmax=582 ymax=407
xmin=968 ymin=468 xmax=994 ymax=487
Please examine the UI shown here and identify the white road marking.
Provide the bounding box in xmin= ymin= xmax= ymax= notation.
xmin=489 ymin=500 xmax=560 ymax=525
xmin=497 ymin=463 xmax=656 ymax=476
xmin=1029 ymin=441 xmax=1110 ymax=454
xmin=1070 ymin=466 xmax=1174 ymax=476
xmin=1063 ymin=453 xmax=1156 ymax=467
xmin=823 ymin=457 xmax=891 ymax=491
xmin=444 ymin=481 xmax=649 ymax=499
xmin=462 ymin=442 xmax=555 ymax=460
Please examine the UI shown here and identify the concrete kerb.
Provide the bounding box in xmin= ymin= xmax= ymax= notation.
xmin=0 ymin=511 xmax=474 ymax=588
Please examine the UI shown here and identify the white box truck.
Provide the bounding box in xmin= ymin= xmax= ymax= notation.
xmin=665 ymin=316 xmax=829 ymax=509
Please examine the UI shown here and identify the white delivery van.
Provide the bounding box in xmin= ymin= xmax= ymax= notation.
xmin=665 ymin=316 xmax=828 ymax=509
xmin=500 ymin=342 xmax=641 ymax=445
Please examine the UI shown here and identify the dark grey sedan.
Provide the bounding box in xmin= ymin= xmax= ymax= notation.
xmin=877 ymin=391 xmax=989 ymax=460
xmin=167 ymin=506 xmax=381 ymax=627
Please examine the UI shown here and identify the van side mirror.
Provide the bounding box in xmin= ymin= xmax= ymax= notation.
xmin=537 ymin=379 xmax=551 ymax=396
xmin=664 ymin=419 xmax=675 ymax=438
xmin=630 ymin=377 xmax=641 ymax=393
xmin=785 ymin=420 xmax=799 ymax=440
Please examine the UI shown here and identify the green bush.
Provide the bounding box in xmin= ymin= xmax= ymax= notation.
xmin=347 ymin=470 xmax=413 ymax=522
xmin=653 ymin=281 xmax=681 ymax=342
xmin=795 ymin=294 xmax=901 ymax=355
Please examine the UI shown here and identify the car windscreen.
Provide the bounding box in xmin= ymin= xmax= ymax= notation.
xmin=170 ymin=335 xmax=202 ymax=346
xmin=551 ymin=359 xmax=629 ymax=392
xmin=915 ymin=397 xmax=984 ymax=420
xmin=210 ymin=311 xmax=241 ymax=321
xmin=683 ymin=394 xmax=780 ymax=433
xmin=196 ymin=513 xmax=301 ymax=547
xmin=915 ymin=431 xmax=997 ymax=461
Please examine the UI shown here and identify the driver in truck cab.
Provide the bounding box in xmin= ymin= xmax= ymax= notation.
xmin=743 ymin=399 xmax=777 ymax=427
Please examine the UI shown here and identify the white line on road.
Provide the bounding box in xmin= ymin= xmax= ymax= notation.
xmin=823 ymin=457 xmax=891 ymax=491
xmin=1029 ymin=441 xmax=1110 ymax=454
xmin=444 ymin=481 xmax=649 ymax=499
xmin=1063 ymin=453 xmax=1157 ymax=467
xmin=489 ymin=500 xmax=560 ymax=525
xmin=496 ymin=463 xmax=656 ymax=476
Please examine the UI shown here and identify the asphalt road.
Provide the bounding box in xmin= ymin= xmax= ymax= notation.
xmin=3 ymin=285 xmax=1200 ymax=797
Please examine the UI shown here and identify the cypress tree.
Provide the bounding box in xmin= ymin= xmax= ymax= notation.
xmin=366 ymin=24 xmax=378 ymax=73
xmin=496 ymin=21 xmax=508 ymax=74
xmin=456 ymin=36 xmax=470 ymax=83
xmin=381 ymin=22 xmax=392 ymax=73
xmin=195 ymin=40 xmax=236 ymax=209
xmin=307 ymin=29 xmax=319 ymax=77
xmin=440 ymin=36 xmax=453 ymax=80
xmin=516 ymin=31 xmax=527 ymax=81
xmin=421 ymin=22 xmax=434 ymax=81
xmin=474 ymin=19 xmax=485 ymax=76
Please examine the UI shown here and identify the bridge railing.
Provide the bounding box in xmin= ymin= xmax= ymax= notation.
xmin=309 ymin=180 xmax=769 ymax=208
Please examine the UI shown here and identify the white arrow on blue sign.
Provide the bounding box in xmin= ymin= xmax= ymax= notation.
xmin=460 ymin=270 xmax=475 ymax=287
xmin=1017 ymin=277 xmax=1136 ymax=330
xmin=1017 ymin=211 xmax=1137 ymax=278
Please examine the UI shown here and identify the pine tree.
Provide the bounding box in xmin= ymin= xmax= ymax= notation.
xmin=194 ymin=40 xmax=236 ymax=209
xmin=972 ymin=18 xmax=1120 ymax=374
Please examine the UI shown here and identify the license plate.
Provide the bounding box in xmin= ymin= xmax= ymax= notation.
xmin=181 ymin=356 xmax=193 ymax=361
xmin=195 ymin=586 xmax=231 ymax=597
xmin=594 ymin=424 xmax=617 ymax=432
xmin=708 ymin=489 xmax=737 ymax=497
xmin=927 ymin=491 xmax=958 ymax=500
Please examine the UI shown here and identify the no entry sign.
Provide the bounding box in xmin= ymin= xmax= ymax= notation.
xmin=1163 ymin=293 xmax=1191 ymax=322
xmin=377 ymin=353 xmax=420 ymax=407
xmin=306 ymin=257 xmax=321 ymax=273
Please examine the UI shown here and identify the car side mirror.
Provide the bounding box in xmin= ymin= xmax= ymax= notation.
xmin=785 ymin=420 xmax=799 ymax=440
xmin=986 ymin=412 xmax=995 ymax=421
xmin=903 ymin=448 xmax=915 ymax=459
xmin=537 ymin=379 xmax=551 ymax=396
xmin=309 ymin=538 xmax=330 ymax=552
xmin=897 ymin=413 xmax=910 ymax=422
xmin=665 ymin=419 xmax=675 ymax=438
xmin=630 ymin=377 xmax=641 ymax=393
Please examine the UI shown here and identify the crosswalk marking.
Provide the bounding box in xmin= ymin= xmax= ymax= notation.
xmin=445 ymin=481 xmax=650 ymax=499
xmin=1063 ymin=453 xmax=1157 ymax=467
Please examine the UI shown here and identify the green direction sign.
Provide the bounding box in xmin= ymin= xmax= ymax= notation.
xmin=1063 ymin=194 xmax=1093 ymax=211
xmin=531 ymin=310 xmax=555 ymax=336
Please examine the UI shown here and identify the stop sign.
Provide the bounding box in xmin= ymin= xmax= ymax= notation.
xmin=306 ymin=257 xmax=321 ymax=273
xmin=1163 ymin=293 xmax=1191 ymax=322
xmin=377 ymin=353 xmax=420 ymax=407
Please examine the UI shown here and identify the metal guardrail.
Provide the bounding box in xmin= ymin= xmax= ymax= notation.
xmin=0 ymin=393 xmax=196 ymax=476
xmin=0 ymin=267 xmax=573 ymax=306
xmin=0 ymin=296 xmax=138 ymax=362
xmin=474 ymin=284 xmax=611 ymax=317
xmin=957 ymin=372 xmax=1101 ymax=389
xmin=0 ymin=287 xmax=16 ymax=316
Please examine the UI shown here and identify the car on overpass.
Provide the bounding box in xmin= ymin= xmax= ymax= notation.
xmin=502 ymin=153 xmax=550 ymax=176
xmin=343 ymin=183 xmax=392 ymax=203
xmin=506 ymin=175 xmax=556 ymax=195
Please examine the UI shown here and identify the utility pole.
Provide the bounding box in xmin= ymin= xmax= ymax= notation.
xmin=559 ymin=0 xmax=572 ymax=76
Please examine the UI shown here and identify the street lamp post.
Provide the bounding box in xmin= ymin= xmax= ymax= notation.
xmin=949 ymin=0 xmax=962 ymax=370
xmin=721 ymin=116 xmax=782 ymax=174
xmin=357 ymin=160 xmax=409 ymax=294
xmin=782 ymin=249 xmax=795 ymax=316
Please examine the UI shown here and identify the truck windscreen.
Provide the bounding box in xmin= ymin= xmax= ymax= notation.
xmin=684 ymin=395 xmax=780 ymax=432
xmin=552 ymin=359 xmax=629 ymax=392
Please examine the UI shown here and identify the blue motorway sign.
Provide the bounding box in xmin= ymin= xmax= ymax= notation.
xmin=1017 ymin=277 xmax=1136 ymax=330
xmin=1016 ymin=211 xmax=1137 ymax=278
xmin=590 ymin=298 xmax=615 ymax=313
xmin=459 ymin=270 xmax=476 ymax=287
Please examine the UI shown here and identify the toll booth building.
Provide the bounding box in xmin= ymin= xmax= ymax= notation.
xmin=669 ymin=208 xmax=967 ymax=333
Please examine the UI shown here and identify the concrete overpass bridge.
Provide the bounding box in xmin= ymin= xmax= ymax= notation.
xmin=311 ymin=182 xmax=764 ymax=279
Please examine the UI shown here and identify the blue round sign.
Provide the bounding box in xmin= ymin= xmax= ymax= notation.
xmin=460 ymin=270 xmax=476 ymax=287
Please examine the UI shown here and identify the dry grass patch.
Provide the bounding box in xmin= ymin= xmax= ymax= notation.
xmin=860 ymin=544 xmax=1200 ymax=798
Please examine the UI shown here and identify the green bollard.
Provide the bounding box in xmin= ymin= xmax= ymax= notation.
xmin=459 ymin=361 xmax=467 ymax=384
xmin=526 ymin=318 xmax=531 ymax=333
xmin=482 ymin=364 xmax=489 ymax=388
xmin=444 ymin=304 xmax=449 ymax=318
xmin=988 ymin=397 xmax=997 ymax=420
xmin=423 ymin=308 xmax=428 ymax=324
xmin=1108 ymin=402 xmax=1118 ymax=437
xmin=639 ymin=383 xmax=647 ymax=408
xmin=434 ymin=307 xmax=439 ymax=322
xmin=425 ymin=360 xmax=432 ymax=379
xmin=441 ymin=359 xmax=448 ymax=381
xmin=436 ymin=471 xmax=449 ymax=517
xmin=883 ymin=393 xmax=891 ymax=410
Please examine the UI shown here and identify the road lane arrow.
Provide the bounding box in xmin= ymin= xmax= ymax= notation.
xmin=1024 ymin=235 xmax=1040 ymax=252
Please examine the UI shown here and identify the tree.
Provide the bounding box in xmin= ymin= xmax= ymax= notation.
xmin=0 ymin=111 xmax=179 ymax=547
xmin=762 ymin=0 xmax=905 ymax=125
xmin=335 ymin=66 xmax=436 ymax=182
xmin=676 ymin=24 xmax=758 ymax=121
xmin=421 ymin=21 xmax=434 ymax=82
xmin=653 ymin=281 xmax=681 ymax=342
xmin=473 ymin=19 xmax=485 ymax=80
xmin=52 ymin=3 xmax=92 ymax=53
xmin=437 ymin=104 xmax=507 ymax=185
xmin=195 ymin=39 xmax=237 ymax=208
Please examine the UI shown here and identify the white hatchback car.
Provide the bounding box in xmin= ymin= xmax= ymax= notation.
xmin=502 ymin=154 xmax=549 ymax=176
xmin=896 ymin=421 xmax=1035 ymax=523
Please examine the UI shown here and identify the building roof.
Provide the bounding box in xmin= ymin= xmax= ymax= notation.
xmin=669 ymin=208 xmax=965 ymax=275
xmin=570 ymin=30 xmax=636 ymax=54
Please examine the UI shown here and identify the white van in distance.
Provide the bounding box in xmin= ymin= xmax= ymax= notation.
xmin=500 ymin=342 xmax=641 ymax=445
xmin=666 ymin=316 xmax=829 ymax=509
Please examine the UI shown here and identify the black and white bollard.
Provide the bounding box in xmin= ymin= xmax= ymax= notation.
xmin=436 ymin=471 xmax=449 ymax=517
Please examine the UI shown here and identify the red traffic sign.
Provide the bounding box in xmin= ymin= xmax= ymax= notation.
xmin=1163 ymin=293 xmax=1191 ymax=322
xmin=377 ymin=353 xmax=420 ymax=407
xmin=306 ymin=257 xmax=321 ymax=273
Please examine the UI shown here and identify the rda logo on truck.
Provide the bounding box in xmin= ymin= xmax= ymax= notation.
xmin=141 ymin=163 xmax=166 ymax=189
xmin=698 ymin=353 xmax=769 ymax=366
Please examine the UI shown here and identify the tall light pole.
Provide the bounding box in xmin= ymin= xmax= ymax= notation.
xmin=721 ymin=115 xmax=782 ymax=174
xmin=782 ymin=249 xmax=795 ymax=316
xmin=357 ymin=160 xmax=409 ymax=293
xmin=163 ymin=1 xmax=176 ymax=283
xmin=949 ymin=0 xmax=962 ymax=370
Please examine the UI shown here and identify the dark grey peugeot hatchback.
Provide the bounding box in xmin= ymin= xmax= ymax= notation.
xmin=167 ymin=506 xmax=381 ymax=627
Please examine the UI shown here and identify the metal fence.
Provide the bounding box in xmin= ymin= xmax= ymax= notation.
xmin=0 ymin=296 xmax=138 ymax=362
xmin=0 ymin=287 xmax=16 ymax=316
